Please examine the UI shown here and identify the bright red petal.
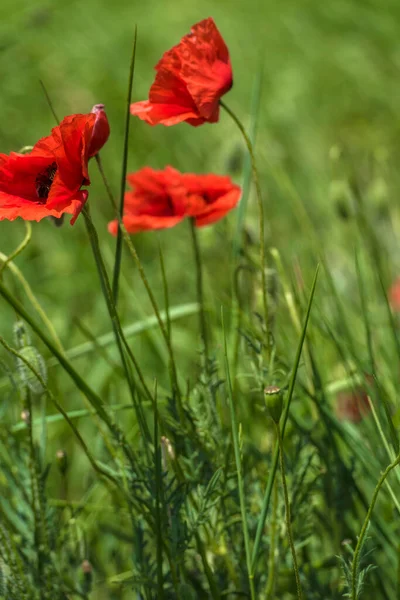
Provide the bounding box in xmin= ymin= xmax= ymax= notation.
xmin=130 ymin=17 xmax=232 ymax=127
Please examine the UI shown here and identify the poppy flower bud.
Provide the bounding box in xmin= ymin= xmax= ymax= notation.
xmin=264 ymin=385 xmax=283 ymax=423
xmin=88 ymin=104 xmax=110 ymax=158
xmin=80 ymin=559 xmax=93 ymax=594
xmin=20 ymin=409 xmax=30 ymax=425
xmin=56 ymin=449 xmax=68 ymax=476
xmin=161 ymin=436 xmax=175 ymax=468
xmin=14 ymin=322 xmax=47 ymax=396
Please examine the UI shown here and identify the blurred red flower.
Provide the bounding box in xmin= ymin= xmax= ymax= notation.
xmin=108 ymin=166 xmax=189 ymax=235
xmin=389 ymin=277 xmax=400 ymax=312
xmin=107 ymin=167 xmax=241 ymax=235
xmin=130 ymin=17 xmax=232 ymax=126
xmin=335 ymin=374 xmax=374 ymax=423
xmin=336 ymin=387 xmax=371 ymax=423
xmin=182 ymin=172 xmax=241 ymax=226
xmin=0 ymin=105 xmax=110 ymax=225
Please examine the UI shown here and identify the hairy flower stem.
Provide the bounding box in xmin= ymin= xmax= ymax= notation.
xmin=351 ymin=453 xmax=400 ymax=599
xmin=189 ymin=219 xmax=209 ymax=371
xmin=220 ymin=100 xmax=269 ymax=357
xmin=276 ymin=422 xmax=303 ymax=599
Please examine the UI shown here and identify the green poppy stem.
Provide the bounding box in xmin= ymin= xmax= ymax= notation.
xmin=220 ymin=99 xmax=269 ymax=354
xmin=189 ymin=218 xmax=209 ymax=369
xmin=275 ymin=422 xmax=303 ymax=600
xmin=351 ymin=453 xmax=400 ymax=599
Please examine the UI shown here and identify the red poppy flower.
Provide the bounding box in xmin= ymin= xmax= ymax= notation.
xmin=108 ymin=166 xmax=240 ymax=235
xmin=107 ymin=167 xmax=189 ymax=235
xmin=0 ymin=104 xmax=110 ymax=225
xmin=182 ymin=172 xmax=241 ymax=226
xmin=130 ymin=17 xmax=232 ymax=126
xmin=389 ymin=277 xmax=400 ymax=312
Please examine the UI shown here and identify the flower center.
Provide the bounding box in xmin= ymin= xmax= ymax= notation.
xmin=35 ymin=162 xmax=57 ymax=202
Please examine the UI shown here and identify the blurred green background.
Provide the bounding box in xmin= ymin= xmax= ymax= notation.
xmin=1 ymin=1 xmax=400 ymax=596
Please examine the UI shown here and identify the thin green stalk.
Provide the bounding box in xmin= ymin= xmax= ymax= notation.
xmin=0 ymin=281 xmax=113 ymax=426
xmin=275 ymin=423 xmax=303 ymax=599
xmin=92 ymin=139 xmax=182 ymax=404
xmin=120 ymin=226 xmax=182 ymax=403
xmin=95 ymin=154 xmax=117 ymax=212
xmin=0 ymin=251 xmax=64 ymax=354
xmin=189 ymin=219 xmax=209 ymax=367
xmin=112 ymin=27 xmax=137 ymax=303
xmin=26 ymin=390 xmax=50 ymax=598
xmin=39 ymin=80 xmax=59 ymax=123
xmin=82 ymin=205 xmax=152 ymax=448
xmin=351 ymin=453 xmax=400 ymax=599
xmin=0 ymin=336 xmax=119 ymax=486
xmin=251 ymin=265 xmax=319 ymax=572
xmin=0 ymin=221 xmax=31 ymax=276
xmin=232 ymin=67 xmax=263 ymax=256
xmin=158 ymin=241 xmax=171 ymax=342
xmin=195 ymin=533 xmax=221 ymax=600
xmin=397 ymin=543 xmax=400 ymax=600
xmin=265 ymin=479 xmax=278 ymax=599
xmin=222 ymin=308 xmax=255 ymax=600
xmin=154 ymin=389 xmax=164 ymax=600
xmin=368 ymin=397 xmax=400 ymax=514
xmin=220 ymin=99 xmax=269 ymax=352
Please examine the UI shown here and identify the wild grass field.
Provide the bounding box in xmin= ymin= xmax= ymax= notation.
xmin=0 ymin=0 xmax=400 ymax=598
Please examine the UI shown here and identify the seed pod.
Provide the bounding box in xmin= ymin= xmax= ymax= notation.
xmin=81 ymin=560 xmax=93 ymax=595
xmin=264 ymin=385 xmax=283 ymax=423
xmin=56 ymin=450 xmax=68 ymax=476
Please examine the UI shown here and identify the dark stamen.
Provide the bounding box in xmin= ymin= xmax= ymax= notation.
xmin=35 ymin=162 xmax=57 ymax=201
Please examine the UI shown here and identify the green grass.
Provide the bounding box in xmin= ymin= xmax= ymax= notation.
xmin=0 ymin=0 xmax=400 ymax=598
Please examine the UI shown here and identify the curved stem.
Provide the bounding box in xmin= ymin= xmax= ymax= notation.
xmin=220 ymin=100 xmax=269 ymax=350
xmin=189 ymin=219 xmax=209 ymax=369
xmin=276 ymin=423 xmax=303 ymax=600
xmin=0 ymin=252 xmax=64 ymax=354
xmin=351 ymin=453 xmax=400 ymax=599
xmin=0 ymin=221 xmax=31 ymax=276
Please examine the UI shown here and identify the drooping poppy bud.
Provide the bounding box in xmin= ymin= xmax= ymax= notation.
xmin=89 ymin=104 xmax=110 ymax=157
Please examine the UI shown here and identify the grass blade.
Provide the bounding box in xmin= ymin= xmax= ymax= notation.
xmin=251 ymin=264 xmax=319 ymax=572
xmin=112 ymin=26 xmax=138 ymax=304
